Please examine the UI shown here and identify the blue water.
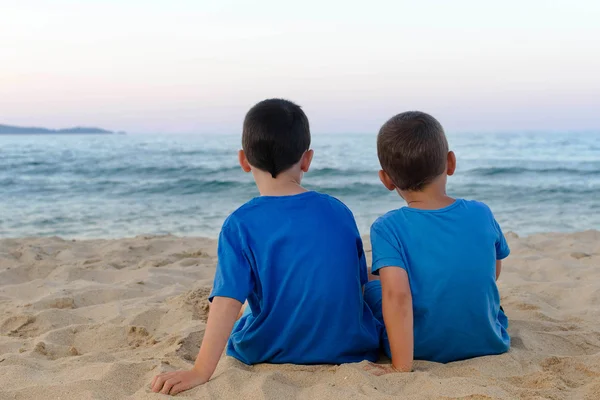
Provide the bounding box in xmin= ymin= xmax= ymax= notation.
xmin=1 ymin=132 xmax=599 ymax=238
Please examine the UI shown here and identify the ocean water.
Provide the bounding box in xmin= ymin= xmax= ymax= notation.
xmin=1 ymin=132 xmax=599 ymax=238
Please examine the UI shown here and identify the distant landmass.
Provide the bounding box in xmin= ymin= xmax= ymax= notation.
xmin=0 ymin=124 xmax=115 ymax=134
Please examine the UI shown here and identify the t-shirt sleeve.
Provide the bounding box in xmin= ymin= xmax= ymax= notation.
xmin=492 ymin=217 xmax=510 ymax=260
xmin=370 ymin=223 xmax=408 ymax=275
xmin=209 ymin=222 xmax=254 ymax=303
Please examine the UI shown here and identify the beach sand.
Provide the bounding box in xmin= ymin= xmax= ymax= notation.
xmin=1 ymin=231 xmax=599 ymax=400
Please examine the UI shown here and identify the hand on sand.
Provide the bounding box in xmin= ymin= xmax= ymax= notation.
xmin=363 ymin=362 xmax=399 ymax=376
xmin=151 ymin=369 xmax=207 ymax=395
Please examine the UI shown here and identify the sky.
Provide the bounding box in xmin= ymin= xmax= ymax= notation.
xmin=1 ymin=0 xmax=599 ymax=134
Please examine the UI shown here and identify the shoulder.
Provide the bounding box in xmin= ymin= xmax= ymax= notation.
xmin=221 ymin=198 xmax=261 ymax=233
xmin=458 ymin=199 xmax=500 ymax=231
xmin=318 ymin=192 xmax=351 ymax=209
xmin=458 ymin=199 xmax=495 ymax=218
xmin=312 ymin=192 xmax=357 ymax=219
xmin=370 ymin=209 xmax=408 ymax=245
xmin=371 ymin=209 xmax=404 ymax=232
xmin=461 ymin=199 xmax=491 ymax=211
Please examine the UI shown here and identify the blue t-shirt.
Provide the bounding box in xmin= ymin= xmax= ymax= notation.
xmin=209 ymin=191 xmax=381 ymax=365
xmin=370 ymin=199 xmax=510 ymax=363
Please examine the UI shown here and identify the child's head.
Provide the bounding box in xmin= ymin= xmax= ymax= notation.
xmin=377 ymin=111 xmax=455 ymax=193
xmin=239 ymin=99 xmax=313 ymax=180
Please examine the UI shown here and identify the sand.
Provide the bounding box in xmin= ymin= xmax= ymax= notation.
xmin=1 ymin=231 xmax=599 ymax=400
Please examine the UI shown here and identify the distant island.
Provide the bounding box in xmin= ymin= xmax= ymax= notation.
xmin=0 ymin=124 xmax=115 ymax=134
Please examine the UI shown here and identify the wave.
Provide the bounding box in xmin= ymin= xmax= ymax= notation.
xmin=309 ymin=167 xmax=375 ymax=177
xmin=467 ymin=166 xmax=600 ymax=177
xmin=4 ymin=162 xmax=243 ymax=178
xmin=125 ymin=179 xmax=254 ymax=196
xmin=6 ymin=173 xmax=599 ymax=198
xmin=12 ymin=163 xmax=599 ymax=181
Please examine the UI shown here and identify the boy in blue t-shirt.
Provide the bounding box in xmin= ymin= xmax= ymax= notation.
xmin=152 ymin=99 xmax=381 ymax=395
xmin=364 ymin=111 xmax=510 ymax=372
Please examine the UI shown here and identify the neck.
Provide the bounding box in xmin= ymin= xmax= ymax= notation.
xmin=253 ymin=170 xmax=308 ymax=197
xmin=399 ymin=178 xmax=454 ymax=210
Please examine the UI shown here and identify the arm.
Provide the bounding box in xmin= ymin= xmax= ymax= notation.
xmin=379 ymin=267 xmax=413 ymax=372
xmin=491 ymin=214 xmax=509 ymax=280
xmin=192 ymin=297 xmax=242 ymax=381
xmin=495 ymin=260 xmax=502 ymax=281
xmin=151 ymin=297 xmax=242 ymax=395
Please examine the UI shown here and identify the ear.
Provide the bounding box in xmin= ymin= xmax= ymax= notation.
xmin=300 ymin=149 xmax=314 ymax=173
xmin=447 ymin=151 xmax=456 ymax=176
xmin=378 ymin=170 xmax=396 ymax=191
xmin=238 ymin=150 xmax=252 ymax=173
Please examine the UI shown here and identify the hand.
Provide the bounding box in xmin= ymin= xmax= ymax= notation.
xmin=151 ymin=369 xmax=207 ymax=396
xmin=363 ymin=362 xmax=399 ymax=376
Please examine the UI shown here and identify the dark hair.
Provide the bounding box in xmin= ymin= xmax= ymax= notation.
xmin=377 ymin=111 xmax=448 ymax=191
xmin=242 ymin=99 xmax=311 ymax=178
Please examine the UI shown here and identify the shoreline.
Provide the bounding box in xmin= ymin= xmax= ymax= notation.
xmin=1 ymin=231 xmax=599 ymax=399
xmin=2 ymin=227 xmax=599 ymax=242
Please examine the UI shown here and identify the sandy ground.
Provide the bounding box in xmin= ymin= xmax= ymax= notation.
xmin=1 ymin=231 xmax=599 ymax=400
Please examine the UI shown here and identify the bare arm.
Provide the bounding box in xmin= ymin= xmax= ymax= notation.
xmin=193 ymin=297 xmax=242 ymax=379
xmin=496 ymin=260 xmax=502 ymax=281
xmin=379 ymin=267 xmax=413 ymax=372
xmin=152 ymin=297 xmax=242 ymax=395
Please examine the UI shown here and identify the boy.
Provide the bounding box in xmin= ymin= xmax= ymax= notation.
xmin=151 ymin=99 xmax=381 ymax=395
xmin=364 ymin=111 xmax=510 ymax=372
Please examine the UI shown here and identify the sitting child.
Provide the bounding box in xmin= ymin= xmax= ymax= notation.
xmin=364 ymin=111 xmax=510 ymax=372
xmin=152 ymin=99 xmax=381 ymax=395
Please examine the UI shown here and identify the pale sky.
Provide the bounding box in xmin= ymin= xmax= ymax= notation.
xmin=1 ymin=0 xmax=599 ymax=134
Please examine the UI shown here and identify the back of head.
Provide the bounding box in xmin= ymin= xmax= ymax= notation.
xmin=377 ymin=111 xmax=448 ymax=191
xmin=242 ymin=99 xmax=311 ymax=178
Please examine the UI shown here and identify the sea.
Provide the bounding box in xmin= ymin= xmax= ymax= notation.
xmin=1 ymin=132 xmax=599 ymax=239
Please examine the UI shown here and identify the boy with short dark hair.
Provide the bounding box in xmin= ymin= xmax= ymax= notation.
xmin=152 ymin=99 xmax=381 ymax=395
xmin=365 ymin=111 xmax=510 ymax=372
